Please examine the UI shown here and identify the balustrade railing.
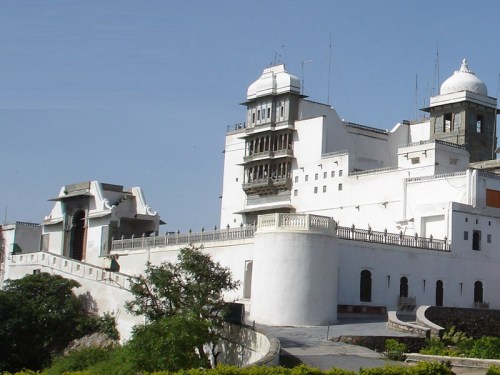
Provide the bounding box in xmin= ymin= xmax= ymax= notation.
xmin=110 ymin=220 xmax=450 ymax=252
xmin=12 ymin=252 xmax=132 ymax=289
xmin=111 ymin=225 xmax=256 ymax=251
xmin=337 ymin=225 xmax=450 ymax=252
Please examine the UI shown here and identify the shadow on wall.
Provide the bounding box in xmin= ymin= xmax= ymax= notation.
xmin=218 ymin=323 xmax=280 ymax=367
xmin=78 ymin=291 xmax=98 ymax=315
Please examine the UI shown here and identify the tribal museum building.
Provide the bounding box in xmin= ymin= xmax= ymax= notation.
xmin=2 ymin=59 xmax=500 ymax=338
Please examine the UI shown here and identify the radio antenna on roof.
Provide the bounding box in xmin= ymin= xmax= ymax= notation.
xmin=327 ymin=33 xmax=332 ymax=105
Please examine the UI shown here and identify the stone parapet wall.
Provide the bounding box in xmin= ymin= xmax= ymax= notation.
xmin=424 ymin=306 xmax=500 ymax=338
xmin=387 ymin=311 xmax=430 ymax=338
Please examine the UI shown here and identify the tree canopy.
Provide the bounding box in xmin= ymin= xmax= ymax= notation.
xmin=0 ymin=272 xmax=89 ymax=372
xmin=126 ymin=245 xmax=239 ymax=326
xmin=125 ymin=245 xmax=239 ymax=371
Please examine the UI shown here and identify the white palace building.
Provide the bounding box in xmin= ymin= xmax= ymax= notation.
xmin=1 ymin=59 xmax=500 ymax=338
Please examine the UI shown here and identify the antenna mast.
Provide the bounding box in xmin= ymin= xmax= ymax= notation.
xmin=327 ymin=33 xmax=332 ymax=105
xmin=435 ymin=42 xmax=440 ymax=94
xmin=415 ymin=74 xmax=418 ymax=120
xmin=301 ymin=59 xmax=313 ymax=95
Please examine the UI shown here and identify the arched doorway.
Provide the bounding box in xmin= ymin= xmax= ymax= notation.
xmin=360 ymin=270 xmax=372 ymax=302
xmin=400 ymin=276 xmax=409 ymax=297
xmin=435 ymin=280 xmax=444 ymax=306
xmin=474 ymin=281 xmax=483 ymax=303
xmin=70 ymin=211 xmax=85 ymax=261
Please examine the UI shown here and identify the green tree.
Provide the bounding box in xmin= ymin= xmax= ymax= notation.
xmin=0 ymin=273 xmax=89 ymax=372
xmin=126 ymin=245 xmax=239 ymax=325
xmin=126 ymin=315 xmax=212 ymax=372
xmin=125 ymin=245 xmax=239 ymax=369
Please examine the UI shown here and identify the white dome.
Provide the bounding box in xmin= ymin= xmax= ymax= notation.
xmin=440 ymin=59 xmax=487 ymax=96
xmin=247 ymin=64 xmax=300 ymax=100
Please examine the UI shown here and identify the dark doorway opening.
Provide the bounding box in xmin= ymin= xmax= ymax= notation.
xmin=435 ymin=280 xmax=444 ymax=306
xmin=360 ymin=270 xmax=372 ymax=302
xmin=70 ymin=211 xmax=85 ymax=261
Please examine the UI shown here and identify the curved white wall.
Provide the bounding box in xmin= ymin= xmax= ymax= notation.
xmin=251 ymin=230 xmax=338 ymax=326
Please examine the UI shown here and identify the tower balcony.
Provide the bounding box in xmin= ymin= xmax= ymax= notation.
xmin=243 ymin=148 xmax=294 ymax=163
xmin=242 ymin=177 xmax=292 ymax=195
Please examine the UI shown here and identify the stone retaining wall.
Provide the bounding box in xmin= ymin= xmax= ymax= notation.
xmin=424 ymin=306 xmax=500 ymax=338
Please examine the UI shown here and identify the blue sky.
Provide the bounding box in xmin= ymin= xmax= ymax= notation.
xmin=1 ymin=1 xmax=500 ymax=232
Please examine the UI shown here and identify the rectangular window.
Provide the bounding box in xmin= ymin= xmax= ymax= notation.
xmin=487 ymin=234 xmax=492 ymax=243
xmin=450 ymin=158 xmax=458 ymax=165
xmin=323 ymin=185 xmax=327 ymax=193
xmin=252 ymin=113 xmax=256 ymax=123
xmin=476 ymin=116 xmax=483 ymax=133
xmin=294 ymin=176 xmax=299 ymax=183
xmin=444 ymin=114 xmax=452 ymax=132
xmin=314 ymin=187 xmax=318 ymax=194
xmin=323 ymin=172 xmax=327 ymax=179
xmin=267 ymin=107 xmax=271 ymax=118
xmin=305 ymin=175 xmax=309 ymax=182
xmin=294 ymin=189 xmax=298 ymax=196
xmin=464 ymin=231 xmax=469 ymax=240
xmin=339 ymin=170 xmax=343 ymax=177
xmin=331 ymin=171 xmax=335 ymax=178
xmin=280 ymin=106 xmax=284 ymax=117
xmin=411 ymin=157 xmax=420 ymax=164
xmin=315 ymin=173 xmax=318 ymax=180
xmin=257 ymin=110 xmax=260 ymax=120
xmin=338 ymin=183 xmax=343 ymax=191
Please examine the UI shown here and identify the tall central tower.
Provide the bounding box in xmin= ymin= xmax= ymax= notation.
xmin=425 ymin=59 xmax=498 ymax=162
xmin=220 ymin=65 xmax=303 ymax=226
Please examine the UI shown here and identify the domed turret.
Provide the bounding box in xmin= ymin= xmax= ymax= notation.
xmin=427 ymin=58 xmax=497 ymax=163
xmin=440 ymin=59 xmax=488 ymax=96
xmin=247 ymin=64 xmax=300 ymax=100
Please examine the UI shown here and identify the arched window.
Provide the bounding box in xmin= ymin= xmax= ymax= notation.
xmin=472 ymin=230 xmax=481 ymax=251
xmin=360 ymin=270 xmax=372 ymax=302
xmin=400 ymin=276 xmax=409 ymax=298
xmin=474 ymin=281 xmax=483 ymax=303
xmin=435 ymin=280 xmax=444 ymax=307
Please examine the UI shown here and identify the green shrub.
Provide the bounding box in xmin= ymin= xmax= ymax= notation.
xmin=359 ymin=365 xmax=407 ymax=375
xmin=85 ymin=345 xmax=135 ymax=375
xmin=441 ymin=326 xmax=473 ymax=353
xmin=324 ymin=368 xmax=358 ymax=375
xmin=410 ymin=361 xmax=453 ymax=375
xmin=487 ymin=365 xmax=500 ymax=375
xmin=46 ymin=347 xmax=113 ymax=375
xmin=419 ymin=338 xmax=456 ymax=356
xmin=467 ymin=336 xmax=500 ymax=359
xmin=384 ymin=339 xmax=407 ymax=361
xmin=359 ymin=361 xmax=453 ymax=375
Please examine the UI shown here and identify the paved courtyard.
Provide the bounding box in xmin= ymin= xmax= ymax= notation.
xmin=259 ymin=319 xmax=488 ymax=374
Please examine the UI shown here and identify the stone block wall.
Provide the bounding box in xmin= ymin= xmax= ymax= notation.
xmin=425 ymin=306 xmax=500 ymax=338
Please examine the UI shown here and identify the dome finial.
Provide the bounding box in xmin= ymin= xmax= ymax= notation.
xmin=459 ymin=58 xmax=472 ymax=74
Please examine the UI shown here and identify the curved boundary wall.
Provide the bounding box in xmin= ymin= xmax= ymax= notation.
xmin=218 ymin=323 xmax=280 ymax=367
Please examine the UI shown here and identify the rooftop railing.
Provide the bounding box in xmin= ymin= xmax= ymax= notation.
xmin=110 ymin=218 xmax=450 ymax=252
xmin=336 ymin=225 xmax=450 ymax=252
xmin=111 ymin=225 xmax=256 ymax=251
